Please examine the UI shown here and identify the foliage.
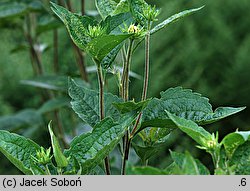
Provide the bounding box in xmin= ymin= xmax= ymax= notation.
xmin=0 ymin=0 xmax=249 ymax=175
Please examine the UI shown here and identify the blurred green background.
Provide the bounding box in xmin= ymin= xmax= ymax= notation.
xmin=0 ymin=0 xmax=249 ymax=174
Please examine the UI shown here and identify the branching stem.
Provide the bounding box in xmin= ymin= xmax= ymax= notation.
xmin=121 ymin=39 xmax=134 ymax=101
xmin=122 ymin=24 xmax=152 ymax=174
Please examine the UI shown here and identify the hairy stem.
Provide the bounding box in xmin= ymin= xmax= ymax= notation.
xmin=96 ymin=61 xmax=111 ymax=175
xmin=122 ymin=26 xmax=152 ymax=174
xmin=121 ymin=39 xmax=134 ymax=101
xmin=121 ymin=39 xmax=134 ymax=175
xmin=141 ymin=30 xmax=151 ymax=101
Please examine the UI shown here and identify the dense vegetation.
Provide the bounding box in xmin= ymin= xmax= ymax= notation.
xmin=0 ymin=0 xmax=249 ymax=175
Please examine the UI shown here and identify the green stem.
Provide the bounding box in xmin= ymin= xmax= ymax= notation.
xmin=122 ymin=26 xmax=152 ymax=174
xmin=45 ymin=165 xmax=51 ymax=175
xmin=96 ymin=60 xmax=111 ymax=175
xmin=121 ymin=39 xmax=134 ymax=175
xmin=141 ymin=30 xmax=151 ymax=101
xmin=121 ymin=39 xmax=134 ymax=101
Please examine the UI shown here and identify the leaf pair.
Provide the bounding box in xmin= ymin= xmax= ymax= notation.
xmin=51 ymin=2 xmax=132 ymax=65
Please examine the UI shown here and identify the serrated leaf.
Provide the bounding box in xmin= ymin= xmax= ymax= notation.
xmin=167 ymin=111 xmax=212 ymax=147
xmin=222 ymin=131 xmax=250 ymax=159
xmin=86 ymin=34 xmax=131 ymax=62
xmin=113 ymin=99 xmax=150 ymax=114
xmin=95 ymin=0 xmax=117 ymax=19
xmin=0 ymin=130 xmax=40 ymax=174
xmin=0 ymin=2 xmax=28 ymax=19
xmin=128 ymin=0 xmax=148 ymax=26
xmin=38 ymin=97 xmax=70 ymax=114
xmin=68 ymin=79 xmax=122 ymax=127
xmin=230 ymin=141 xmax=250 ymax=175
xmin=141 ymin=87 xmax=245 ymax=130
xmin=170 ymin=151 xmax=210 ymax=175
xmin=64 ymin=113 xmax=136 ymax=174
xmin=151 ymin=6 xmax=204 ymax=35
xmin=51 ymin=2 xmax=95 ymax=50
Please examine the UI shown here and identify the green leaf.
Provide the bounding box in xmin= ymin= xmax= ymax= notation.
xmin=0 ymin=130 xmax=40 ymax=174
xmin=30 ymin=161 xmax=46 ymax=175
xmin=126 ymin=165 xmax=168 ymax=175
xmin=48 ymin=122 xmax=68 ymax=168
xmin=68 ymin=79 xmax=122 ymax=127
xmin=0 ymin=2 xmax=28 ymax=19
xmin=230 ymin=141 xmax=250 ymax=175
xmin=64 ymin=113 xmax=136 ymax=174
xmin=95 ymin=0 xmax=117 ymax=19
xmin=0 ymin=109 xmax=42 ymax=131
xmin=143 ymin=127 xmax=172 ymax=145
xmin=128 ymin=0 xmax=148 ymax=26
xmin=38 ymin=97 xmax=70 ymax=114
xmin=222 ymin=131 xmax=250 ymax=159
xmin=167 ymin=111 xmax=212 ymax=147
xmin=51 ymin=2 xmax=95 ymax=50
xmin=141 ymin=87 xmax=245 ymax=130
xmin=151 ymin=6 xmax=204 ymax=35
xmin=113 ymin=99 xmax=151 ymax=114
xmin=86 ymin=34 xmax=132 ymax=62
xmin=100 ymin=44 xmax=122 ymax=68
xmin=132 ymin=143 xmax=163 ymax=162
xmin=102 ymin=13 xmax=133 ymax=34
xmin=113 ymin=0 xmax=130 ymax=15
xmin=170 ymin=151 xmax=210 ymax=175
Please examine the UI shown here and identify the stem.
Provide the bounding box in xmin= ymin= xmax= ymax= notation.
xmin=122 ymin=25 xmax=152 ymax=174
xmin=211 ymin=149 xmax=220 ymax=170
xmin=96 ymin=61 xmax=111 ymax=175
xmin=97 ymin=64 xmax=105 ymax=120
xmin=53 ymin=29 xmax=59 ymax=73
xmin=121 ymin=39 xmax=134 ymax=101
xmin=120 ymin=40 xmax=134 ymax=175
xmin=81 ymin=0 xmax=85 ymax=16
xmin=25 ymin=14 xmax=43 ymax=75
xmin=141 ymin=30 xmax=151 ymax=101
xmin=121 ymin=137 xmax=131 ymax=175
xmin=45 ymin=165 xmax=51 ymax=175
